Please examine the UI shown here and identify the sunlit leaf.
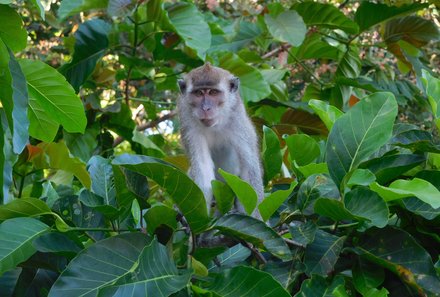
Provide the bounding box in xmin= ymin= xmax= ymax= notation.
xmin=259 ymin=181 xmax=297 ymax=222
xmin=0 ymin=198 xmax=51 ymax=220
xmin=285 ymin=134 xmax=320 ymax=166
xmin=308 ymin=99 xmax=343 ymax=131
xmin=0 ymin=5 xmax=27 ymax=52
xmin=219 ymin=169 xmax=257 ymax=215
xmin=265 ymin=10 xmax=306 ymax=46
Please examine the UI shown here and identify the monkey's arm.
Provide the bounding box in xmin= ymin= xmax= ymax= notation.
xmin=181 ymin=129 xmax=216 ymax=215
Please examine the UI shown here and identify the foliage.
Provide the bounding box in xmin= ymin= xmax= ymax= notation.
xmin=0 ymin=0 xmax=440 ymax=296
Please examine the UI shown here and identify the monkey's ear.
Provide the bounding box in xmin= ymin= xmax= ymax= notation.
xmin=230 ymin=76 xmax=240 ymax=93
xmin=178 ymin=79 xmax=186 ymax=93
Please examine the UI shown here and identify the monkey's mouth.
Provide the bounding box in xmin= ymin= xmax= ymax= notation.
xmin=200 ymin=118 xmax=215 ymax=127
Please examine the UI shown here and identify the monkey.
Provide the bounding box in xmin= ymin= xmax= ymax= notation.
xmin=177 ymin=63 xmax=264 ymax=219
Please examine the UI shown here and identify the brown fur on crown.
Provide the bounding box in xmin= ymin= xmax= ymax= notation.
xmin=188 ymin=63 xmax=232 ymax=87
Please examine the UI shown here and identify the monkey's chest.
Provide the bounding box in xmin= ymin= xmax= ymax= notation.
xmin=210 ymin=145 xmax=240 ymax=177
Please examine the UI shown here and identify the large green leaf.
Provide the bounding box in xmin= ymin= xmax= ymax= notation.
xmin=289 ymin=33 xmax=341 ymax=61
xmin=7 ymin=50 xmax=29 ymax=154
xmin=59 ymin=19 xmax=111 ymax=92
xmin=112 ymin=154 xmax=210 ymax=234
xmin=293 ymin=2 xmax=359 ymax=34
xmin=87 ymin=156 xmax=116 ymax=207
xmin=265 ymin=10 xmax=306 ymax=46
xmin=262 ymin=126 xmax=282 ymax=183
xmin=0 ymin=5 xmax=27 ymax=52
xmin=0 ymin=198 xmax=51 ymax=220
xmin=355 ymin=227 xmax=440 ymax=295
xmin=209 ymin=21 xmax=262 ymax=53
xmin=19 ymin=59 xmax=87 ymax=141
xmin=219 ymin=169 xmax=257 ymax=215
xmin=58 ymin=0 xmax=109 ymax=20
xmin=354 ymin=2 xmax=428 ymax=32
xmin=99 ymin=238 xmax=190 ymax=296
xmin=370 ymin=178 xmax=440 ymax=209
xmin=258 ymin=181 xmax=297 ymax=222
xmin=214 ymin=214 xmax=291 ymax=261
xmin=304 ymin=230 xmax=345 ymax=276
xmin=0 ymin=217 xmax=49 ymax=275
xmin=218 ymin=53 xmax=271 ymax=102
xmin=326 ymin=92 xmax=398 ymax=187
xmin=167 ymin=2 xmax=211 ymax=59
xmin=49 ymin=233 xmax=150 ymax=297
xmin=285 ymin=134 xmax=320 ymax=166
xmin=208 ymin=266 xmax=290 ymax=297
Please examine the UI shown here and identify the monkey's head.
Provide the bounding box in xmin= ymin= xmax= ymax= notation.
xmin=178 ymin=63 xmax=240 ymax=128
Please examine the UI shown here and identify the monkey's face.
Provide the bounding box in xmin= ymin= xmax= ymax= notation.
xmin=187 ymin=87 xmax=225 ymax=127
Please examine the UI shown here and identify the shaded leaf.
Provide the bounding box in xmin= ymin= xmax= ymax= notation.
xmin=99 ymin=238 xmax=191 ymax=297
xmin=392 ymin=129 xmax=440 ymax=153
xmin=33 ymin=232 xmax=82 ymax=256
xmin=308 ymin=99 xmax=343 ymax=131
xmin=87 ymin=156 xmax=116 ymax=207
xmin=297 ymin=174 xmax=340 ymax=215
xmin=64 ymin=126 xmax=99 ymax=163
xmin=281 ymin=109 xmax=328 ymax=135
xmin=262 ymin=126 xmax=282 ymax=183
xmin=265 ymin=10 xmax=306 ymax=46
xmin=304 ymin=230 xmax=345 ymax=276
xmin=353 ymin=258 xmax=385 ymax=295
xmin=354 ymin=2 xmax=428 ymax=32
xmin=112 ymin=154 xmax=209 ymax=234
xmin=289 ymin=221 xmax=317 ymax=247
xmin=293 ymin=2 xmax=358 ymax=34
xmin=208 ymin=266 xmax=290 ymax=297
xmin=211 ymin=180 xmax=234 ymax=215
xmin=144 ymin=204 xmax=177 ymax=235
xmin=294 ymin=275 xmax=345 ymax=297
xmin=0 ymin=217 xmax=49 ymax=275
xmin=290 ymin=33 xmax=341 ymax=61
xmin=59 ymin=19 xmax=111 ymax=92
xmin=326 ymin=92 xmax=398 ymax=187
xmin=214 ymin=214 xmax=291 ymax=261
xmin=402 ymin=197 xmax=440 ymax=220
xmin=207 ymin=244 xmax=250 ymax=271
xmin=355 ymin=227 xmax=440 ymax=295
xmin=49 ymin=233 xmax=150 ymax=297
xmin=285 ymin=134 xmax=320 ymax=166
xmin=58 ymin=0 xmax=108 ymax=20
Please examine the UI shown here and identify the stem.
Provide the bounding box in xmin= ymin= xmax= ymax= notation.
xmin=287 ymin=51 xmax=325 ymax=87
xmin=319 ymin=222 xmax=359 ymax=230
xmin=65 ymin=227 xmax=140 ymax=232
xmin=18 ymin=174 xmax=25 ymax=198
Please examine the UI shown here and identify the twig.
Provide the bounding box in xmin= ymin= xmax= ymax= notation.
xmin=137 ymin=110 xmax=177 ymax=131
xmin=284 ymin=238 xmax=304 ymax=248
xmin=287 ymin=50 xmax=325 ymax=87
xmin=242 ymin=241 xmax=267 ymax=265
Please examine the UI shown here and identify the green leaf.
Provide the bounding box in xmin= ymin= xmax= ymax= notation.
xmin=167 ymin=2 xmax=211 ymax=60
xmin=59 ymin=19 xmax=111 ymax=92
xmin=297 ymin=163 xmax=329 ymax=178
xmin=209 ymin=21 xmax=262 ymax=54
xmin=344 ymin=187 xmax=389 ymax=228
xmin=262 ymin=126 xmax=282 ymax=183
xmin=218 ymin=53 xmax=271 ymax=102
xmin=285 ymin=134 xmax=320 ymax=166
xmin=33 ymin=232 xmax=82 ymax=256
xmin=58 ymin=0 xmax=108 ymax=20
xmin=64 ymin=125 xmax=99 ymax=162
xmin=79 ymin=190 xmax=120 ymax=218
xmin=87 ymin=156 xmax=116 ymax=207
xmin=354 ymin=2 xmax=428 ymax=32
xmin=294 ymin=275 xmax=345 ymax=297
xmin=0 ymin=198 xmax=51 ymax=220
xmin=360 ymin=154 xmax=425 ymax=184
xmin=144 ymin=204 xmax=177 ymax=235
xmin=4 ymin=49 xmax=29 ymax=154
xmin=293 ymin=2 xmax=359 ymax=34
xmin=402 ymin=197 xmax=440 ymax=220
xmin=207 ymin=244 xmax=250 ymax=271
xmin=422 ymin=70 xmax=440 ymax=130
xmin=347 ymin=169 xmax=376 ymax=187
xmin=326 ymin=92 xmax=398 ymax=187
xmin=29 ymin=0 xmax=45 ymax=19
xmin=112 ymin=154 xmax=210 ymax=234
xmin=383 ymin=15 xmax=439 ymax=47
xmin=49 ymin=233 xmax=150 ymax=297
xmin=211 ymin=180 xmax=235 ymax=215
xmin=265 ymin=10 xmax=306 ymax=46
xmin=304 ymin=230 xmax=345 ymax=276
xmin=132 ymin=129 xmax=165 ymax=158
xmin=0 ymin=5 xmax=27 ymax=52
xmin=353 ymin=259 xmax=385 ymax=295
xmin=0 ymin=217 xmax=49 ymax=275
xmin=36 ymin=142 xmax=91 ymax=189
xmin=308 ymin=99 xmax=343 ymax=131
xmin=99 ymin=238 xmax=191 ymax=296
xmin=289 ymin=33 xmax=341 ymax=61
xmin=297 ymin=174 xmax=340 ymax=215
xmin=336 ymin=46 xmax=361 ymax=79
xmin=208 ymin=266 xmax=290 ymax=297
xmin=391 ymin=129 xmax=440 ymax=153
xmin=289 ymin=221 xmax=317 ymax=247
xmin=218 ymin=169 xmax=258 ymax=215
xmin=214 ymin=214 xmax=291 ymax=261
xmin=258 ymin=181 xmax=297 ymax=222
xmin=370 ymin=178 xmax=440 ymax=209
xmin=19 ymin=59 xmax=87 ymax=141
xmin=314 ymin=198 xmax=355 ymax=222
xmin=281 ymin=109 xmax=328 ymax=135
xmin=112 ymin=165 xmax=149 ymax=209
xmin=355 ymin=227 xmax=440 ymax=295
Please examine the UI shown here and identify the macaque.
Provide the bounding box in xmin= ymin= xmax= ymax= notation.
xmin=177 ymin=63 xmax=264 ymax=219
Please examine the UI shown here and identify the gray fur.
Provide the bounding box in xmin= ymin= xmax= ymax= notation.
xmin=177 ymin=64 xmax=264 ymax=219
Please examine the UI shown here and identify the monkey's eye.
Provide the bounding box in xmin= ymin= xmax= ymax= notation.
xmin=193 ymin=89 xmax=204 ymax=97
xmin=208 ymin=89 xmax=219 ymax=96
